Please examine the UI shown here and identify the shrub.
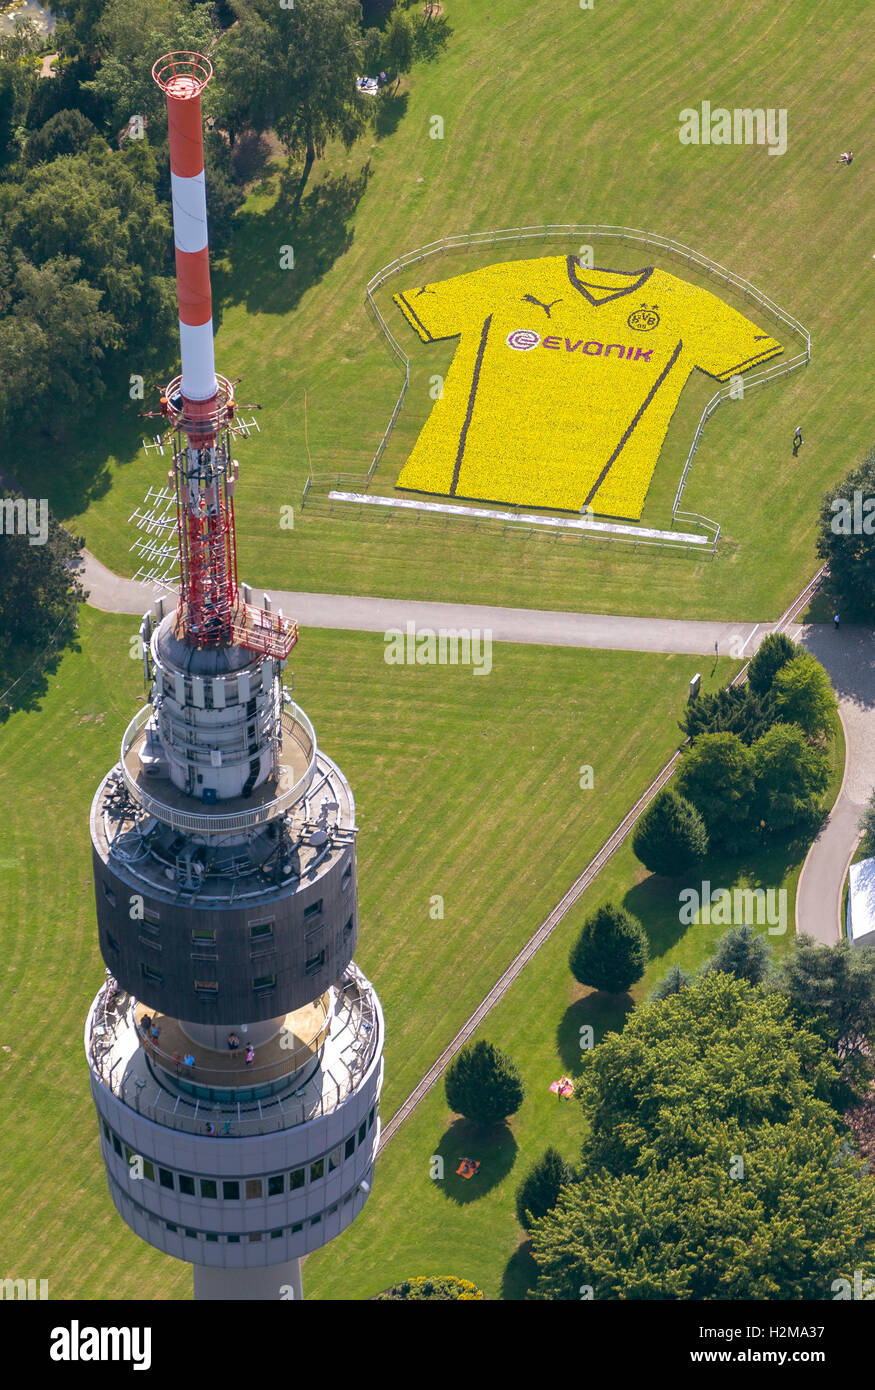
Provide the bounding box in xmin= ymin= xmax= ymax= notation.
xmin=569 ymin=903 xmax=648 ymax=994
xmin=632 ymin=787 xmax=708 ymax=877
xmin=444 ymin=1040 xmax=525 ymax=1126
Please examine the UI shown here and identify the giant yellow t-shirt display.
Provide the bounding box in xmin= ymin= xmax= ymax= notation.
xmin=394 ymin=256 xmax=783 ymax=519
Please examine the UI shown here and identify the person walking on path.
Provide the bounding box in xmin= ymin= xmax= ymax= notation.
xmin=793 ymin=426 xmax=804 ymax=456
xmin=834 ymin=610 xmax=840 ymax=630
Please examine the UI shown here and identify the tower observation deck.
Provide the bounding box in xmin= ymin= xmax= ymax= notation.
xmin=84 ymin=53 xmax=384 ymax=1301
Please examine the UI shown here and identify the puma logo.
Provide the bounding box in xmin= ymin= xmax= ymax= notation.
xmin=414 ymin=286 xmax=436 ymax=296
xmin=522 ymin=294 xmax=563 ymax=318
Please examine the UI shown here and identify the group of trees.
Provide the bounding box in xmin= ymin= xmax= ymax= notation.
xmin=522 ymin=970 xmax=875 ymax=1298
xmin=633 ymin=634 xmax=838 ymax=871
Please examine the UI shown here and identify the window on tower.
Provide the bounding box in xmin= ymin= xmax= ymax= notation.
xmin=179 ymin=1175 xmax=196 ymax=1196
xmin=305 ymin=949 xmax=326 ymax=975
xmin=222 ymin=1180 xmax=240 ymax=1200
xmin=289 ymin=1168 xmax=305 ymax=1190
xmin=141 ymin=964 xmax=163 ymax=986
xmin=303 ymin=900 xmax=323 ymax=921
xmin=310 ymin=1158 xmax=324 ymax=1182
xmin=194 ymin=980 xmax=218 ymax=995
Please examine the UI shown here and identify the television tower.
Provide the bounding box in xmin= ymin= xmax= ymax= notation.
xmin=84 ymin=54 xmax=383 ymax=1300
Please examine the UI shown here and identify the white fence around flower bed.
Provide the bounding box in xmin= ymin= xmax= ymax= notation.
xmin=303 ymin=225 xmax=811 ymax=550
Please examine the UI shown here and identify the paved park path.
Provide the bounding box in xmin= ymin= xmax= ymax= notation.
xmin=796 ymin=624 xmax=875 ymax=943
xmin=78 ymin=548 xmax=796 ymax=657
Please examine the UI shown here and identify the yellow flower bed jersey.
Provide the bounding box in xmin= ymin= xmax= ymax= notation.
xmin=393 ymin=256 xmax=783 ymax=519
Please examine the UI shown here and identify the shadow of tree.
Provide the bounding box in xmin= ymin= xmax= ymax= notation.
xmin=431 ymin=1117 xmax=518 ymax=1204
xmin=214 ymin=162 xmax=371 ymax=318
xmin=501 ymin=1239 xmax=538 ymax=1300
xmin=374 ymin=90 xmax=408 ymax=140
xmin=556 ymin=991 xmax=634 ymax=1073
xmin=0 ymin=635 xmax=82 ymax=723
xmin=414 ymin=12 xmax=453 ymax=63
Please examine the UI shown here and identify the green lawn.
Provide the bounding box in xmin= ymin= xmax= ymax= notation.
xmin=305 ymin=720 xmax=846 ymax=1301
xmin=0 ymin=606 xmax=737 ymax=1298
xmin=22 ymin=0 xmax=873 ymax=623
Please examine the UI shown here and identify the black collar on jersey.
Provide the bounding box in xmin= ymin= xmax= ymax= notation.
xmin=566 ymin=257 xmax=654 ymax=305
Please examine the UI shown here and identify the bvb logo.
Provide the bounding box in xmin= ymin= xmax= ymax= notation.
xmin=627 ymin=304 xmax=660 ymax=331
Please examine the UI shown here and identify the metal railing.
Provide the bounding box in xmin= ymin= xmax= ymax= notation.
xmin=87 ymin=968 xmax=381 ymax=1138
xmin=303 ymin=225 xmax=808 ymax=549
xmin=119 ymin=702 xmax=317 ymax=833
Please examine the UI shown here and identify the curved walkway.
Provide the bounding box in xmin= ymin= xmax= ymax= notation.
xmin=796 ymin=625 xmax=875 ymax=944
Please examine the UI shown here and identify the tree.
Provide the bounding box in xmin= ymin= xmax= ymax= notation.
xmin=383 ymin=8 xmax=414 ymax=91
xmin=675 ymin=731 xmax=756 ymax=853
xmin=1 ymin=144 xmax=175 ymax=390
xmin=704 ymin=924 xmax=772 ymax=986
xmin=444 ymin=1040 xmax=524 ymax=1126
xmin=778 ymin=937 xmax=875 ymax=1093
xmin=528 ymin=974 xmax=873 ymax=1298
xmin=746 ymin=630 xmax=797 ymax=695
xmin=569 ymin=903 xmax=648 ymax=994
xmin=515 ymin=1148 xmax=574 ymax=1232
xmin=216 ymin=0 xmax=367 ymax=203
xmin=85 ymin=0 xmax=218 ymax=134
xmin=751 ymin=722 xmax=830 ymax=831
xmin=816 ymin=447 xmax=875 ymax=622
xmin=23 ymin=109 xmax=99 ymax=166
xmin=632 ymin=787 xmax=708 ymax=877
xmin=0 ymin=494 xmax=85 ymax=694
xmin=528 ymin=1125 xmax=872 ymax=1300
xmin=649 ymin=964 xmax=690 ymax=1002
xmin=0 ymin=253 xmax=119 ymax=435
xmin=772 ymin=652 xmax=838 ymax=741
xmin=0 ymin=54 xmax=35 ymax=168
xmin=681 ymin=681 xmax=777 ymax=745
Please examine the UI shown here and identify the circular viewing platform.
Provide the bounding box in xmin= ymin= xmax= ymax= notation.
xmin=120 ymin=702 xmax=316 ymax=834
xmin=135 ymin=996 xmax=330 ymax=1092
xmin=86 ymin=967 xmax=381 ymax=1137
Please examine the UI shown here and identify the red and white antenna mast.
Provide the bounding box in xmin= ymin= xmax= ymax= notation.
xmin=143 ymin=52 xmax=295 ymax=662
